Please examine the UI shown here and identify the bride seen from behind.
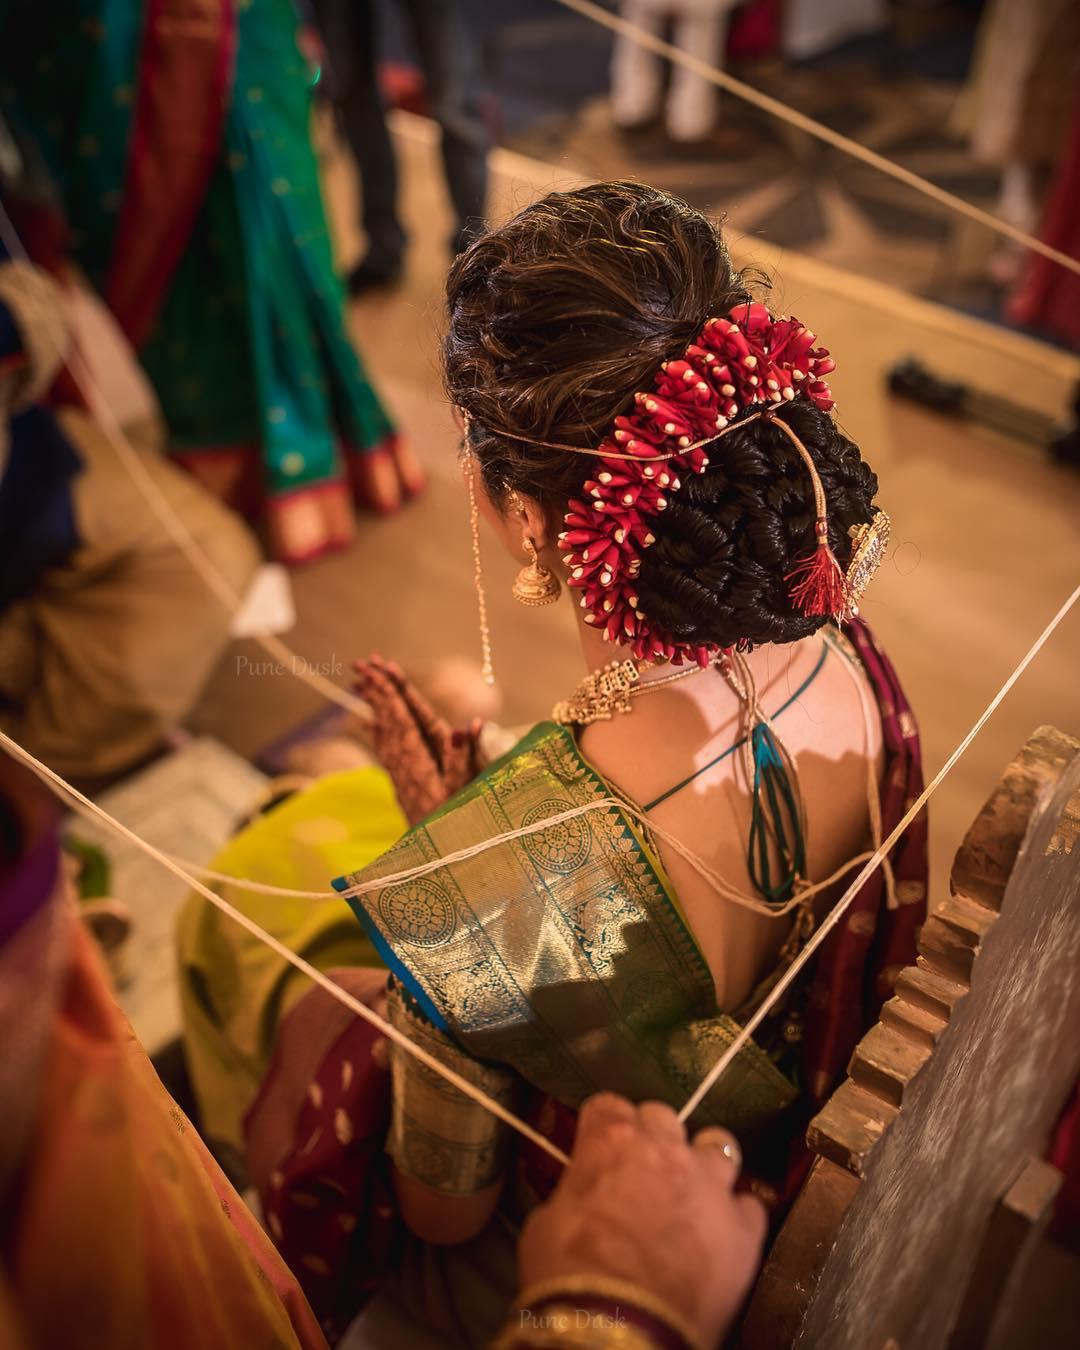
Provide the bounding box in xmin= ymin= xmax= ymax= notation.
xmin=178 ymin=182 xmax=927 ymax=1346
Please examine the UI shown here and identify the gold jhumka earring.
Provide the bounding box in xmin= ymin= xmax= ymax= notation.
xmin=508 ymin=492 xmax=561 ymax=606
xmin=512 ymin=538 xmax=561 ymax=606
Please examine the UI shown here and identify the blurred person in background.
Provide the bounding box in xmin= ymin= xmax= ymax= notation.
xmin=312 ymin=0 xmax=489 ymax=292
xmin=611 ymin=0 xmax=745 ymax=143
xmin=0 ymin=222 xmax=260 ymax=786
xmin=0 ymin=0 xmax=423 ymax=566
xmin=955 ymin=0 xmax=1080 ymax=326
xmin=609 ymin=0 xmax=885 ymax=144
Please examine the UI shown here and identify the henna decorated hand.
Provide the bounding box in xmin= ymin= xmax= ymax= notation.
xmin=353 ymin=655 xmax=484 ymax=825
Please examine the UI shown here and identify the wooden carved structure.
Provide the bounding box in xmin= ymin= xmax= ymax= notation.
xmin=740 ymin=726 xmax=1080 ymax=1350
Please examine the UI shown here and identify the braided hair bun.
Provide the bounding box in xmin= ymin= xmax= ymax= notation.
xmin=444 ymin=182 xmax=878 ymax=649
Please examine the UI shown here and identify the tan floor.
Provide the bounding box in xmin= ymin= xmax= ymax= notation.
xmin=190 ymin=115 xmax=1080 ymax=903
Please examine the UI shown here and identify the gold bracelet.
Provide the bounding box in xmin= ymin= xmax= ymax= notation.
xmin=492 ymin=1275 xmax=706 ymax=1350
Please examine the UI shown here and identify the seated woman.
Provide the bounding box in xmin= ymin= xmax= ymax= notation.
xmin=180 ymin=182 xmax=927 ymax=1344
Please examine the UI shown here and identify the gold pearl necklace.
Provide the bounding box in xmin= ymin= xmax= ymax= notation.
xmin=552 ymin=657 xmax=716 ymax=727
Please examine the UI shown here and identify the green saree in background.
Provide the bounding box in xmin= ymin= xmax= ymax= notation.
xmin=0 ymin=0 xmax=423 ymax=563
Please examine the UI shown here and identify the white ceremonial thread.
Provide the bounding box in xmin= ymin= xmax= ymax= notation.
xmin=330 ymin=807 xmax=872 ymax=917
xmin=0 ymin=727 xmax=569 ymax=1167
xmin=553 ymin=0 xmax=1080 ymax=279
xmin=162 ymin=858 xmax=340 ymax=900
xmin=2 ymin=579 xmax=1076 ymax=1146
xmin=53 ymin=760 xmax=873 ymax=918
xmin=201 ymin=822 xmax=873 ymax=913
xmin=2 ymin=159 xmax=1077 ymax=1139
xmin=2 ymin=83 xmax=1072 ymax=733
xmin=0 ymin=203 xmax=372 ymax=726
xmin=677 ymin=580 xmax=1080 ymax=1123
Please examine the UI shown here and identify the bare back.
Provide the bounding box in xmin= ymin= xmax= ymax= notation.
xmin=579 ymin=633 xmax=883 ymax=1010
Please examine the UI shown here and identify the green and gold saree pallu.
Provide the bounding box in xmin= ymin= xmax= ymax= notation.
xmin=334 ymin=722 xmax=797 ymax=1136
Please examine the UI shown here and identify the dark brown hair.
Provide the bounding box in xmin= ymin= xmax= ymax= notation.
xmin=444 ymin=181 xmax=878 ymax=649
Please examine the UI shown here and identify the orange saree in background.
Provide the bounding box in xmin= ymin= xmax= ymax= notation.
xmin=0 ymin=758 xmax=326 ymax=1350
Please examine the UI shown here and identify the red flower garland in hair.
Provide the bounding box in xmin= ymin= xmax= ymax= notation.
xmin=557 ymin=302 xmax=838 ymax=666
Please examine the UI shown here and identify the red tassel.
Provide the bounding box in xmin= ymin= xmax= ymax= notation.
xmin=786 ymin=533 xmax=849 ymax=619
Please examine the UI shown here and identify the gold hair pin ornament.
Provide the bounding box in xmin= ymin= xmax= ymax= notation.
xmin=845 ymin=510 xmax=891 ymax=614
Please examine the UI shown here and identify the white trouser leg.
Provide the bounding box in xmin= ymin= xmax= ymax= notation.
xmin=666 ymin=2 xmax=735 ymax=142
xmin=610 ymin=1 xmax=665 ymax=128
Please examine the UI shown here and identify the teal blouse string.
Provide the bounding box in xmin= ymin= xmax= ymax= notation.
xmin=747 ymin=720 xmax=806 ymax=903
xmin=642 ymin=642 xmax=830 ymax=903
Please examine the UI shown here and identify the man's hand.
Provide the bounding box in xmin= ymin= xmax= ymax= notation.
xmin=517 ymin=1095 xmax=767 ymax=1348
xmin=353 ymin=655 xmax=483 ymax=824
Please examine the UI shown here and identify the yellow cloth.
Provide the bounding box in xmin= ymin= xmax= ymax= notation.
xmin=177 ymin=766 xmax=405 ymax=1161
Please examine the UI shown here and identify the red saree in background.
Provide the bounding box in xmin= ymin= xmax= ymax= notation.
xmin=1008 ymin=101 xmax=1080 ymax=348
xmin=244 ymin=618 xmax=929 ymax=1343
